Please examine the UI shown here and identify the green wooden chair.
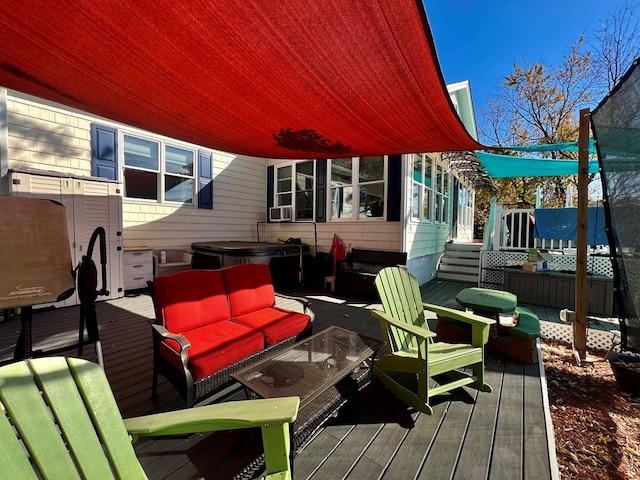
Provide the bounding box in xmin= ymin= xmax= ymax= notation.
xmin=0 ymin=357 xmax=299 ymax=479
xmin=372 ymin=267 xmax=496 ymax=414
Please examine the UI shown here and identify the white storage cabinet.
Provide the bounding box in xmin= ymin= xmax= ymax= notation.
xmin=9 ymin=169 xmax=124 ymax=307
xmin=123 ymin=247 xmax=153 ymax=290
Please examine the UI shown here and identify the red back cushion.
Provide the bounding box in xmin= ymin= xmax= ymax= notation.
xmin=152 ymin=270 xmax=230 ymax=332
xmin=223 ymin=263 xmax=275 ymax=317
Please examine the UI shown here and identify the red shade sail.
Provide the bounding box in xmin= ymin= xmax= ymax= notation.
xmin=0 ymin=0 xmax=483 ymax=158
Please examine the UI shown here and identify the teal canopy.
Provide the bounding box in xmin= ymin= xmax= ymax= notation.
xmin=476 ymin=151 xmax=599 ymax=178
xmin=500 ymin=139 xmax=596 ymax=154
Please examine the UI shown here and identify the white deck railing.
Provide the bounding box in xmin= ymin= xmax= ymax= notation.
xmin=491 ymin=205 xmax=582 ymax=251
xmin=481 ymin=203 xmax=611 ymax=290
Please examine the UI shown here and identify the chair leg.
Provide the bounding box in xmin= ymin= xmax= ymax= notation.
xmin=372 ymin=364 xmax=434 ymax=415
xmin=261 ymin=421 xmax=293 ymax=478
xmin=472 ymin=362 xmax=492 ymax=393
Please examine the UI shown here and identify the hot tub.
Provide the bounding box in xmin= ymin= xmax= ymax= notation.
xmin=191 ymin=241 xmax=309 ymax=291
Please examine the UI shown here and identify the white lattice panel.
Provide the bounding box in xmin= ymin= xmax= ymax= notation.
xmin=541 ymin=321 xmax=620 ymax=352
xmin=480 ymin=250 xmax=613 ymax=290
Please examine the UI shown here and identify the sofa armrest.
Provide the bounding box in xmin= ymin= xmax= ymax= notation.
xmin=150 ymin=323 xmax=191 ymax=367
xmin=275 ymin=292 xmax=311 ymax=313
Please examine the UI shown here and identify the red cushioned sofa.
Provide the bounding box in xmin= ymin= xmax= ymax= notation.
xmin=150 ymin=263 xmax=313 ymax=407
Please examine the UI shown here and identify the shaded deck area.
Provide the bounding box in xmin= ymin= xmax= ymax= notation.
xmin=0 ymin=280 xmax=567 ymax=479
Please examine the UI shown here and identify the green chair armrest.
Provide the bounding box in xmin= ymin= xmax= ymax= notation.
xmin=423 ymin=303 xmax=495 ymax=346
xmin=423 ymin=303 xmax=495 ymax=327
xmin=371 ymin=309 xmax=436 ymax=341
xmin=124 ymin=397 xmax=299 ymax=437
xmin=125 ymin=397 xmax=299 ymax=479
xmin=436 ymin=299 xmax=465 ymax=323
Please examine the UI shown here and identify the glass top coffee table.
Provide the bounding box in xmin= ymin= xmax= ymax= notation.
xmin=232 ymin=326 xmax=383 ymax=409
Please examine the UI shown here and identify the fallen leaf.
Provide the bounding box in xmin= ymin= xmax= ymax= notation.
xmin=625 ymin=446 xmax=640 ymax=456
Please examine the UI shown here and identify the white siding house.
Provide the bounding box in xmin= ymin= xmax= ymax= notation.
xmin=0 ymin=82 xmax=479 ymax=295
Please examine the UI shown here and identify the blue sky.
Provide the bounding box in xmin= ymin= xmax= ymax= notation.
xmin=424 ymin=0 xmax=633 ymax=112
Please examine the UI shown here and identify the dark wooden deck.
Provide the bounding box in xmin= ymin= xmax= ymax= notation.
xmin=0 ymin=280 xmax=559 ymax=479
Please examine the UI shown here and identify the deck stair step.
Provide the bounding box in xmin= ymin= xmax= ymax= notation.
xmin=438 ymin=264 xmax=479 ymax=275
xmin=439 ymin=257 xmax=478 ymax=267
xmin=436 ymin=242 xmax=481 ymax=284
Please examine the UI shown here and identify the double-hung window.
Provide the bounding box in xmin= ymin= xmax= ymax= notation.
xmin=411 ymin=153 xmax=434 ymax=221
xmin=458 ymin=184 xmax=474 ymax=229
xmin=330 ymin=156 xmax=386 ymax=220
xmin=434 ymin=163 xmax=450 ymax=223
xmin=91 ymin=123 xmax=211 ymax=208
xmin=274 ymin=160 xmax=315 ymax=221
xmin=123 ymin=134 xmax=195 ymax=204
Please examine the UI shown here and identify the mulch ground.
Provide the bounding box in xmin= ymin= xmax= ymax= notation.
xmin=542 ymin=340 xmax=640 ymax=479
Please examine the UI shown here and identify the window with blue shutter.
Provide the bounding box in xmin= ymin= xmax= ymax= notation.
xmin=315 ymin=160 xmax=327 ymax=222
xmin=197 ymin=151 xmax=213 ymax=209
xmin=90 ymin=124 xmax=117 ymax=180
xmin=387 ymin=155 xmax=402 ymax=221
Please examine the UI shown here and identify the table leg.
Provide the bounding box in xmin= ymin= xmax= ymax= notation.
xmin=13 ymin=306 xmax=33 ymax=360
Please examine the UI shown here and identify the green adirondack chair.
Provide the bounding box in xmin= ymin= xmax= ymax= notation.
xmin=0 ymin=356 xmax=299 ymax=479
xmin=372 ymin=267 xmax=495 ymax=414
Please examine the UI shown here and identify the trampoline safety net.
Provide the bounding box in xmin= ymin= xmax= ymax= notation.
xmin=591 ymin=57 xmax=640 ymax=354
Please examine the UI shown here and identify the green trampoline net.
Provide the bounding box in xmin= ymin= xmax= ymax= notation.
xmin=592 ymin=57 xmax=640 ymax=354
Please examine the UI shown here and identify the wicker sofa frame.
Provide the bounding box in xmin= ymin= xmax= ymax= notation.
xmin=151 ymin=325 xmax=310 ymax=407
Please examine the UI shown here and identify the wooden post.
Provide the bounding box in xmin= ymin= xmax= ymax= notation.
xmin=574 ymin=108 xmax=590 ymax=360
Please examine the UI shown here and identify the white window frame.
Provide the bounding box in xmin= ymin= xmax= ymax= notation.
xmin=410 ymin=153 xmax=435 ymax=222
xmin=458 ymin=183 xmax=475 ymax=230
xmin=329 ymin=156 xmax=387 ymax=221
xmin=434 ymin=163 xmax=450 ymax=224
xmin=274 ymin=160 xmax=316 ymax=221
xmin=120 ymin=130 xmax=198 ymax=205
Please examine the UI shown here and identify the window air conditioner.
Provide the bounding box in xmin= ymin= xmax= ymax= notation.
xmin=269 ymin=206 xmax=292 ymax=222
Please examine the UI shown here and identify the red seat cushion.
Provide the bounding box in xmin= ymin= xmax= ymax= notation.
xmin=233 ymin=307 xmax=312 ymax=346
xmin=223 ymin=264 xmax=275 ymax=317
xmin=158 ymin=320 xmax=264 ymax=380
xmin=153 ymin=270 xmax=230 ymax=332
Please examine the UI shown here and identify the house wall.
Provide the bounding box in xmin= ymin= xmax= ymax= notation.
xmin=456 ymin=225 xmax=474 ymax=243
xmin=122 ymin=153 xmax=266 ymax=248
xmin=2 ymin=91 xmax=476 ymax=288
xmin=2 ymin=92 xmax=267 ymax=249
xmin=405 ymin=221 xmax=450 ymax=284
xmin=265 ymin=155 xmax=471 ymax=286
xmin=261 ymin=221 xmax=403 ymax=254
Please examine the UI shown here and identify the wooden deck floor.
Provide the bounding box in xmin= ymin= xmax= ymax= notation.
xmin=0 ymin=280 xmax=559 ymax=479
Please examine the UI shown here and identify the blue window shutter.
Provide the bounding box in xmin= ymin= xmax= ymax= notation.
xmin=198 ymin=151 xmax=213 ymax=209
xmin=90 ymin=123 xmax=117 ymax=180
xmin=315 ymin=160 xmax=327 ymax=222
xmin=387 ymin=155 xmax=402 ymax=221
xmin=267 ymin=166 xmax=274 ymax=221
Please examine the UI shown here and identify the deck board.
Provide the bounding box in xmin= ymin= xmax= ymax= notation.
xmin=490 ymin=360 xmax=525 ymax=479
xmin=418 ymin=390 xmax=475 ymax=479
xmin=453 ymin=356 xmax=504 ymax=479
xmin=523 ymin=361 xmax=553 ymax=479
xmin=380 ymin=402 xmax=446 ymax=478
xmin=0 ymin=280 xmax=558 ymax=480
